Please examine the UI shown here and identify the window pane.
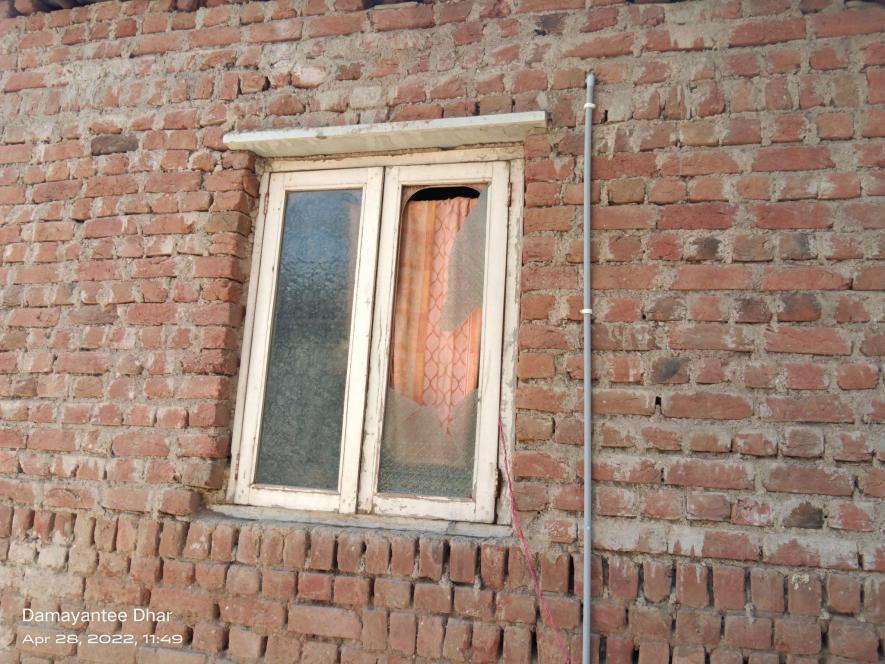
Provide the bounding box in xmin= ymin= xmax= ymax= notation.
xmin=378 ymin=186 xmax=488 ymax=498
xmin=254 ymin=189 xmax=362 ymax=490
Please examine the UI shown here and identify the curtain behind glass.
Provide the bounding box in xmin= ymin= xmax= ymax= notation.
xmin=378 ymin=188 xmax=487 ymax=498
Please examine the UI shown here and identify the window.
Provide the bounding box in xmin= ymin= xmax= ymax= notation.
xmin=229 ymin=155 xmax=517 ymax=523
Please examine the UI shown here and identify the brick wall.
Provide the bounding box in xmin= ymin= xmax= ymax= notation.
xmin=0 ymin=0 xmax=883 ymax=662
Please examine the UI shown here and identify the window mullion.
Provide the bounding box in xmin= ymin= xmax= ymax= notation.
xmin=338 ymin=167 xmax=385 ymax=514
xmin=357 ymin=165 xmax=403 ymax=513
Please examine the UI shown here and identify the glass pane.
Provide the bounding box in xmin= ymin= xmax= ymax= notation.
xmin=378 ymin=186 xmax=488 ymax=498
xmin=254 ymin=189 xmax=362 ymax=490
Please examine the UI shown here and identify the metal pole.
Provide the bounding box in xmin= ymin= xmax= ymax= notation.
xmin=581 ymin=72 xmax=595 ymax=664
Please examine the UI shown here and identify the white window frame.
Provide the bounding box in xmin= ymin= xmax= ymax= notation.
xmin=357 ymin=161 xmax=509 ymax=523
xmin=230 ymin=167 xmax=383 ymax=513
xmin=228 ymin=150 xmax=520 ymax=524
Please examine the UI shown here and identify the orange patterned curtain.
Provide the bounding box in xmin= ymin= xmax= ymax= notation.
xmin=389 ymin=195 xmax=483 ymax=431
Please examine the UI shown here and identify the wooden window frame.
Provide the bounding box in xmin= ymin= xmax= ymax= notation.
xmin=230 ymin=167 xmax=383 ymax=513
xmin=228 ymin=150 xmax=521 ymax=524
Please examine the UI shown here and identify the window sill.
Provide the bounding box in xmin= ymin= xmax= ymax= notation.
xmin=206 ymin=503 xmax=514 ymax=540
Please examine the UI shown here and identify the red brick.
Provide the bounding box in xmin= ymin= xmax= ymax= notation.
xmin=417 ymin=614 xmax=445 ymax=659
xmin=629 ymin=606 xmax=671 ymax=640
xmin=753 ymin=146 xmax=833 ymax=172
xmin=593 ymin=206 xmax=656 ymax=229
xmin=288 ymin=604 xmax=360 ymax=639
xmin=594 ymin=389 xmax=656 ymax=416
xmin=502 ymin=625 xmax=532 ymax=664
xmin=227 ymin=565 xmax=260 ymax=595
xmin=413 ymin=583 xmax=451 ymax=614
xmin=663 ymin=393 xmax=752 ymax=421
xmin=772 ymin=619 xmax=821 ymax=655
xmin=787 ymin=575 xmax=821 ymax=616
xmin=28 ymin=429 xmax=75 ymax=452
xmin=659 ymin=203 xmax=736 ymax=230
xmin=827 ymin=574 xmax=861 ymax=614
xmin=827 ymin=618 xmax=879 ymax=661
xmin=592 ymin=265 xmax=658 ymax=289
xmin=32 ymin=180 xmax=81 ymax=203
xmin=298 ymin=572 xmax=332 ymax=601
xmin=247 ymin=18 xmax=303 ymax=43
xmin=749 ymin=569 xmax=785 ymax=613
xmin=814 ymin=7 xmax=885 ymax=37
xmin=132 ymin=33 xmax=184 ymax=56
xmin=675 ymin=609 xmax=721 ymax=646
xmin=4 ymin=72 xmax=47 ymax=91
xmin=454 ymin=587 xmax=495 ymax=620
xmin=372 ymin=5 xmax=433 ymax=31
xmin=855 ymin=265 xmax=885 ymax=290
xmin=361 ymin=608 xmax=387 ymax=652
xmin=637 ymin=641 xmax=669 ymax=664
xmin=150 ymin=587 xmax=215 ymax=620
xmin=496 ymin=592 xmax=536 ymax=624
xmin=713 ymin=567 xmax=745 ymax=611
xmin=764 ymin=466 xmax=852 ymax=496
xmin=449 ymin=540 xmax=476 ymax=584
xmin=374 ymin=577 xmax=411 ymax=609
xmin=443 ymin=619 xmax=472 ymax=660
xmin=512 ymin=451 xmax=567 ymax=480
xmin=390 ymin=536 xmax=416 ymax=576
xmin=671 ymin=325 xmax=753 ymax=352
xmin=764 ymin=395 xmax=854 ymax=423
xmin=563 ymin=33 xmax=634 ymax=58
xmin=389 ymin=611 xmax=417 ymax=655
xmin=471 ymin=622 xmax=502 ymax=662
xmin=333 ymin=576 xmax=370 ymax=606
xmin=418 ymin=537 xmax=445 ymax=580
xmin=600 ymin=558 xmax=633 ymax=600
xmin=761 ymin=267 xmax=848 ymax=290
xmin=724 ymin=616 xmax=772 ymax=650
xmin=829 ymin=501 xmax=874 ymax=532
xmin=730 ymin=19 xmax=805 ymax=46
xmin=764 ymin=328 xmax=850 ymax=355
xmin=228 ymin=626 xmax=264 ymax=659
xmin=480 ymin=544 xmax=506 ymax=590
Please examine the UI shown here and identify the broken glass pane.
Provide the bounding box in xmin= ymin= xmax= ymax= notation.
xmin=378 ymin=186 xmax=488 ymax=498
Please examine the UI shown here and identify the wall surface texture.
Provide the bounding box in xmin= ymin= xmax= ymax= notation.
xmin=0 ymin=0 xmax=883 ymax=662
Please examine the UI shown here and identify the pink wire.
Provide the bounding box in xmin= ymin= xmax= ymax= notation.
xmin=498 ymin=415 xmax=572 ymax=663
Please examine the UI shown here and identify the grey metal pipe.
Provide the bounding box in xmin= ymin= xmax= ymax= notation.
xmin=581 ymin=72 xmax=595 ymax=664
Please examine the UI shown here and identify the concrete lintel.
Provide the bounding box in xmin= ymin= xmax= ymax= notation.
xmin=223 ymin=111 xmax=547 ymax=158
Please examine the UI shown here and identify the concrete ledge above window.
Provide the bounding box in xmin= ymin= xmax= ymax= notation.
xmin=222 ymin=111 xmax=547 ymax=158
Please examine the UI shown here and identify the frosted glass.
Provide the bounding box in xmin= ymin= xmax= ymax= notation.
xmin=254 ymin=189 xmax=361 ymax=490
xmin=378 ymin=188 xmax=487 ymax=499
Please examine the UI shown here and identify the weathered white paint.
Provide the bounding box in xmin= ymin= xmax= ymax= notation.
xmin=266 ymin=146 xmax=522 ymax=172
xmin=229 ymin=150 xmax=522 ymax=525
xmin=358 ymin=161 xmax=509 ymax=523
xmin=495 ymin=158 xmax=524 ymax=527
xmin=231 ymin=168 xmax=384 ymax=513
xmin=223 ymin=112 xmax=546 ymax=158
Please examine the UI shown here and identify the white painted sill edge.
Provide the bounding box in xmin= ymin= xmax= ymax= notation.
xmin=208 ymin=504 xmax=515 ymax=540
xmin=222 ymin=111 xmax=547 ymax=158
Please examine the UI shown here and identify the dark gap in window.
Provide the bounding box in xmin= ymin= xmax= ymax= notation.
xmin=408 ymin=186 xmax=480 ymax=202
